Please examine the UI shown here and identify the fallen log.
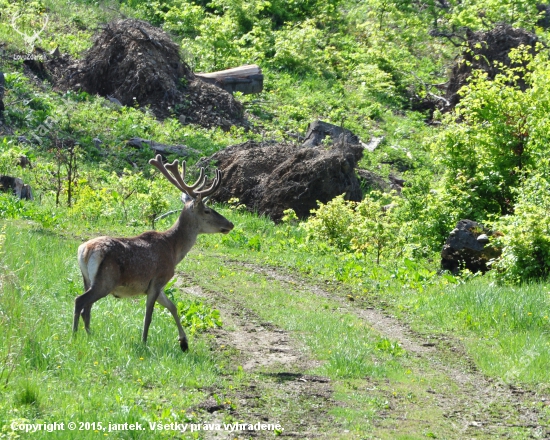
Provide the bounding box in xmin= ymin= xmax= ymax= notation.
xmin=127 ymin=138 xmax=200 ymax=157
xmin=195 ymin=64 xmax=263 ymax=95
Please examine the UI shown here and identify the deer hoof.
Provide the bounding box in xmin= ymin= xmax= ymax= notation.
xmin=179 ymin=338 xmax=189 ymax=352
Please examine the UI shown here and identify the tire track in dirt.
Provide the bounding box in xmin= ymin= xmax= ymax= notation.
xmin=176 ymin=273 xmax=334 ymax=439
xmin=223 ymin=260 xmax=550 ymax=439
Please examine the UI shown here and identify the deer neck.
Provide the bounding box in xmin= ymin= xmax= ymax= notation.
xmin=164 ymin=210 xmax=199 ymax=264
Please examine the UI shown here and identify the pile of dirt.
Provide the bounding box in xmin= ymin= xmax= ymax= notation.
xmin=200 ymin=139 xmax=364 ymax=222
xmin=54 ymin=19 xmax=244 ymax=128
xmin=446 ymin=24 xmax=538 ymax=108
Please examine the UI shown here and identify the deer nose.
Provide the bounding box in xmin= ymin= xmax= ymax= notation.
xmin=222 ymin=222 xmax=234 ymax=234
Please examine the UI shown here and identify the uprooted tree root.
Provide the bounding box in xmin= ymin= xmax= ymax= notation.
xmin=55 ymin=19 xmax=244 ymax=129
xmin=446 ymin=24 xmax=538 ymax=108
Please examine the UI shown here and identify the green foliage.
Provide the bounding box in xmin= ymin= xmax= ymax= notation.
xmin=375 ymin=337 xmax=404 ymax=357
xmin=491 ymin=171 xmax=550 ymax=283
xmin=430 ymin=48 xmax=550 ymax=281
xmin=445 ymin=0 xmax=541 ymax=30
xmin=302 ymin=194 xmax=356 ymax=252
xmin=302 ymin=193 xmax=403 ymax=264
xmin=432 ymin=48 xmax=550 ymax=215
xmin=177 ymin=299 xmax=222 ymax=334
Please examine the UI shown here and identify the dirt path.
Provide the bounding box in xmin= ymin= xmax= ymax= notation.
xmin=177 ymin=275 xmax=334 ymax=439
xmin=177 ymin=259 xmax=549 ymax=439
xmin=232 ymin=261 xmax=549 ymax=438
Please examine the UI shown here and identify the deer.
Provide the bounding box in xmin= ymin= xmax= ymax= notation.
xmin=73 ymin=154 xmax=234 ymax=351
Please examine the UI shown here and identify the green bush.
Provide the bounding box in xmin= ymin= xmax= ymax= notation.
xmin=492 ymin=171 xmax=550 ymax=283
xmin=432 ymin=48 xmax=550 ymax=219
xmin=302 ymin=192 xmax=403 ymax=264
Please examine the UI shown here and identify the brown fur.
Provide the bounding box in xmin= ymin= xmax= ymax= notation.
xmin=73 ymin=166 xmax=234 ymax=352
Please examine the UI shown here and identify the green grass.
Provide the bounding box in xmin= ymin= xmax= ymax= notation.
xmin=1 ymin=203 xmax=549 ymax=438
xmin=404 ymin=279 xmax=550 ymax=385
xmin=191 ymin=205 xmax=550 ymax=388
xmin=180 ymin=259 xmax=405 ymax=380
xmin=0 ymin=222 xmax=226 ymax=439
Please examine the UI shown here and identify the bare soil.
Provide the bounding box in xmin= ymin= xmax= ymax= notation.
xmin=202 ymin=139 xmax=363 ymax=222
xmin=446 ymin=24 xmax=538 ymax=108
xmin=177 ymin=275 xmax=334 ymax=439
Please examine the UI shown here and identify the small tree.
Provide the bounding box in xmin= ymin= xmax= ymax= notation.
xmin=50 ymin=137 xmax=80 ymax=207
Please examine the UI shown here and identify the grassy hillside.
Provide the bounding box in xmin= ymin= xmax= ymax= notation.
xmin=1 ymin=0 xmax=550 ymax=438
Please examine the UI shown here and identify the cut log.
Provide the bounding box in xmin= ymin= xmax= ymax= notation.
xmin=127 ymin=138 xmax=200 ymax=157
xmin=195 ymin=64 xmax=263 ymax=95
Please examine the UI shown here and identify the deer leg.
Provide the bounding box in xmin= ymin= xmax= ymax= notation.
xmin=156 ymin=291 xmax=188 ymax=352
xmin=79 ymin=276 xmax=93 ymax=332
xmin=142 ymin=287 xmax=161 ymax=345
xmin=81 ymin=304 xmax=93 ymax=333
xmin=73 ymin=287 xmax=110 ymax=333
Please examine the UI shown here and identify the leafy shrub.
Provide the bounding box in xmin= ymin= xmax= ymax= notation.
xmin=71 ymin=185 xmax=113 ymax=221
xmin=302 ymin=192 xmax=403 ymax=264
xmin=432 ymin=48 xmax=550 ymax=221
xmin=492 ymin=172 xmax=550 ymax=283
xmin=302 ymin=194 xmax=356 ymax=252
xmin=271 ymin=20 xmax=326 ymax=73
xmin=177 ymin=299 xmax=222 ymax=334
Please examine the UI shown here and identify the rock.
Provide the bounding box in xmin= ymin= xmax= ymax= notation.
xmin=0 ymin=175 xmax=34 ymax=200
xmin=202 ymin=139 xmax=364 ymax=222
xmin=106 ymin=95 xmax=123 ymax=107
xmin=356 ymin=170 xmax=404 ymax=194
xmin=537 ymin=4 xmax=550 ymax=29
xmin=356 ymin=169 xmax=391 ymax=192
xmin=127 ymin=137 xmax=199 ymax=157
xmin=361 ymin=136 xmax=384 ymax=152
xmin=476 ymin=234 xmax=489 ymax=244
xmin=389 ymin=174 xmax=405 ymax=193
xmin=441 ymin=219 xmax=501 ymax=274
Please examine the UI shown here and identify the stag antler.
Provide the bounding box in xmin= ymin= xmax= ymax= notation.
xmin=149 ymin=154 xmax=222 ymax=198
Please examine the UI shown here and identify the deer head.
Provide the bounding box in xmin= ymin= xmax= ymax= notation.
xmin=149 ymin=154 xmax=232 ymax=233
